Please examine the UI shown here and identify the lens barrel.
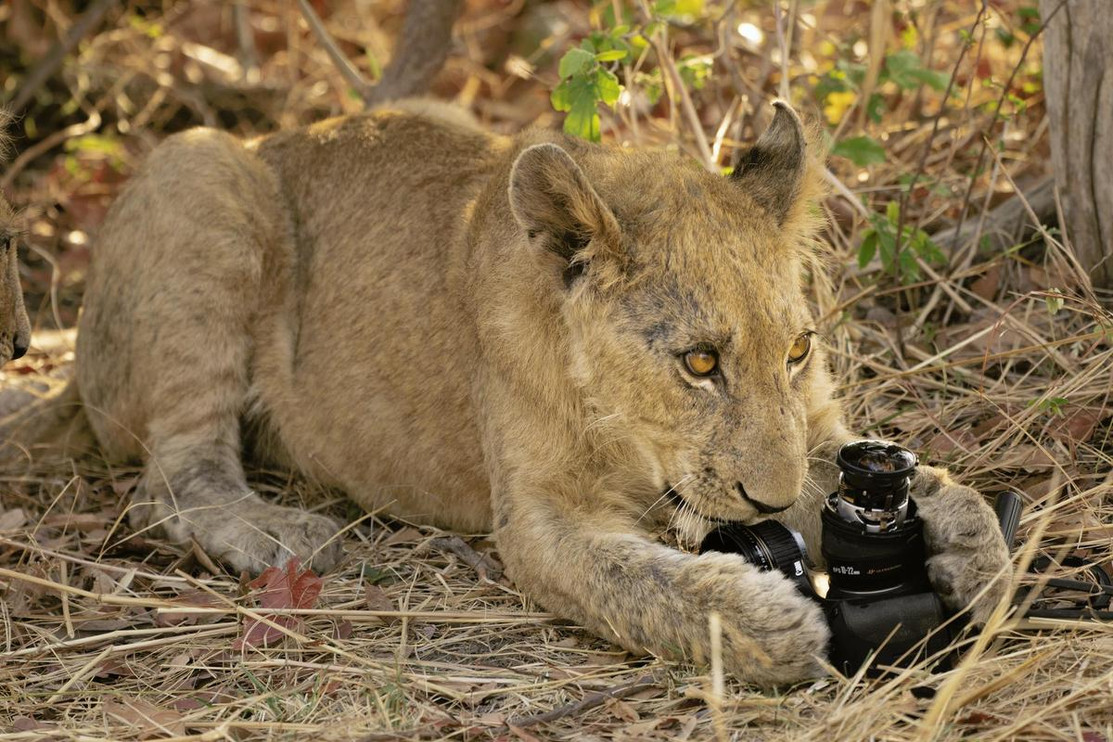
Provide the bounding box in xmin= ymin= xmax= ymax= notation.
xmin=821 ymin=503 xmax=929 ymax=598
xmin=823 ymin=440 xmax=931 ymax=598
xmin=700 ymin=520 xmax=812 ymax=595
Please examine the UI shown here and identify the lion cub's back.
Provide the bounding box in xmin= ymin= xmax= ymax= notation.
xmin=250 ymin=108 xmax=505 ymax=529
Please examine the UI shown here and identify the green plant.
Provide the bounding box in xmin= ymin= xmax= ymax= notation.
xmin=858 ymin=201 xmax=946 ymax=282
xmin=550 ymin=0 xmax=712 ymax=142
xmin=551 ymin=28 xmax=631 ymax=141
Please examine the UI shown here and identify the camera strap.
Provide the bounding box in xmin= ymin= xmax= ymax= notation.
xmin=1016 ymin=555 xmax=1113 ymax=621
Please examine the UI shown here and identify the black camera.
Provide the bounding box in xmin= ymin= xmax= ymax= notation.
xmin=700 ymin=440 xmax=1020 ymax=673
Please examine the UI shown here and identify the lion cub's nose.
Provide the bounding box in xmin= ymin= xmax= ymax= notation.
xmin=735 ymin=482 xmax=791 ymax=514
xmin=11 ymin=339 xmax=27 ymax=360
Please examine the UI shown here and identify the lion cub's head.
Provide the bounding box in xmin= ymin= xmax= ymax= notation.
xmin=0 ymin=110 xmax=31 ymax=366
xmin=509 ymin=103 xmax=825 ymax=538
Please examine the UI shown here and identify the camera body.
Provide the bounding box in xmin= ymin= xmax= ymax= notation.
xmin=700 ymin=440 xmax=954 ymax=672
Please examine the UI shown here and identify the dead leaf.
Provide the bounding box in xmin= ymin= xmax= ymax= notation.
xmin=970 ymin=264 xmax=1000 ymax=301
xmin=925 ymin=429 xmax=978 ymax=457
xmin=156 ymin=589 xmax=226 ymax=627
xmin=0 ymin=508 xmax=27 ymax=531
xmin=607 ymin=698 xmax=640 ymax=723
xmin=1047 ymin=407 xmax=1105 ymax=446
xmin=104 ymin=699 xmax=187 ymax=737
xmin=508 ymin=724 xmax=544 ymax=742
xmin=42 ymin=512 xmax=109 ymax=532
xmin=472 ymin=712 xmax=506 ymax=727
xmin=12 ymin=716 xmax=57 ymax=731
xmin=364 ymin=583 xmax=397 ymax=624
xmin=233 ymin=557 xmax=324 ymax=649
xmin=616 ymin=718 xmax=664 ymax=739
xmin=994 ymin=444 xmax=1058 ymax=471
xmin=334 ymin=619 xmax=353 ymax=640
xmin=95 ymin=658 xmax=139 ymax=679
xmin=382 ymin=526 xmax=423 ymax=547
xmin=110 ymin=476 xmax=140 ymax=497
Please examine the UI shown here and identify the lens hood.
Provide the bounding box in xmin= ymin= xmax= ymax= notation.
xmin=836 ymin=440 xmax=918 ymax=492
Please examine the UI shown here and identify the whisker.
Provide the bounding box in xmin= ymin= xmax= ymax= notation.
xmin=634 ymin=475 xmax=693 ymax=527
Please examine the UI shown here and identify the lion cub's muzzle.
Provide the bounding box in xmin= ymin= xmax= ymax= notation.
xmin=735 ymin=482 xmax=791 ymax=514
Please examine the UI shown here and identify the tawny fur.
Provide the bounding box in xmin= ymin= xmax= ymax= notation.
xmin=0 ymin=110 xmax=32 ymax=367
xmin=7 ymin=102 xmax=1011 ymax=686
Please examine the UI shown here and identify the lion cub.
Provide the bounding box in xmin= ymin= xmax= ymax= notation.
xmin=56 ymin=101 xmax=1010 ymax=685
xmin=0 ymin=111 xmax=32 ymax=366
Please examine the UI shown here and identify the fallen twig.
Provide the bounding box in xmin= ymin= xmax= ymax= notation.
xmin=507 ymin=673 xmax=659 ymax=728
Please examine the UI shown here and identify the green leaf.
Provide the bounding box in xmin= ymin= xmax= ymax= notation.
xmin=908 ymin=67 xmax=950 ymax=92
xmin=595 ymin=49 xmax=628 ymax=63
xmin=886 ymin=200 xmax=901 ymax=224
xmin=550 ymin=80 xmax=574 ymax=112
xmin=1046 ymin=288 xmax=1064 ymax=315
xmin=866 ymin=92 xmax=886 ymax=123
xmin=915 ymin=232 xmax=946 ymax=266
xmin=596 ymin=68 xmax=622 ymax=106
xmin=885 ymin=50 xmax=948 ymax=92
xmin=831 ymin=136 xmax=887 ymax=166
xmin=858 ymin=231 xmax=879 ymax=268
xmin=565 ymin=90 xmax=601 ymax=142
xmin=899 ymin=248 xmax=921 ymax=281
xmin=558 ymin=48 xmax=595 ymax=79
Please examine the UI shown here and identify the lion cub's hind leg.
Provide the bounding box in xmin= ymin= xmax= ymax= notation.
xmin=77 ymin=129 xmax=341 ymax=574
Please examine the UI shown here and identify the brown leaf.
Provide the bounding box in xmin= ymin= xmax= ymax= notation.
xmin=994 ymin=444 xmax=1057 ymax=471
xmin=42 ymin=512 xmax=109 ymax=533
xmin=607 ymin=698 xmax=641 ymax=723
xmin=0 ymin=508 xmax=27 ymax=531
xmin=110 ymin=476 xmax=140 ymax=497
xmin=104 ymin=699 xmax=187 ymax=737
xmin=925 ymin=429 xmax=978 ymax=457
xmin=94 ymin=658 xmax=139 ymax=679
xmin=156 ymin=589 xmax=226 ymax=627
xmin=364 ymin=584 xmax=397 ymax=624
xmin=233 ymin=557 xmax=324 ymax=649
xmin=12 ymin=716 xmax=57 ymax=731
xmin=382 ymin=526 xmax=423 ymax=547
xmin=970 ymin=264 xmax=1000 ymax=301
xmin=508 ymin=724 xmax=544 ymax=742
xmin=1048 ymin=407 xmax=1105 ymax=446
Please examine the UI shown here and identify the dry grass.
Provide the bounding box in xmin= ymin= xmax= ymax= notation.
xmin=2 ymin=0 xmax=1112 ymax=739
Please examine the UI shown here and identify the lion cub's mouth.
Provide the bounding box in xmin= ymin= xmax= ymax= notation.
xmin=662 ymin=485 xmax=730 ymax=526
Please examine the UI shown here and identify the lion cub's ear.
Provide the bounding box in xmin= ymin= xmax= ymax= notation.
xmin=731 ymin=101 xmax=808 ymax=226
xmin=509 ymin=143 xmax=622 ymax=285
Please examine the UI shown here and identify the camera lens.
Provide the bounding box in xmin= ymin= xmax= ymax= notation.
xmin=837 ymin=440 xmax=917 ymax=504
xmin=823 ymin=440 xmax=930 ymax=597
xmin=832 ymin=440 xmax=918 ymax=530
xmin=700 ymin=520 xmax=812 ymax=595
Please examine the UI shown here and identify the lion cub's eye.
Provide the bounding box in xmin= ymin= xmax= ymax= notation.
xmin=683 ymin=348 xmax=719 ymax=377
xmin=787 ymin=332 xmax=812 ymax=364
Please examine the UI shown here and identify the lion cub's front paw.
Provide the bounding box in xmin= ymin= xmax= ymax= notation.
xmin=692 ymin=555 xmax=830 ymax=685
xmin=215 ymin=504 xmax=343 ymax=574
xmin=912 ymin=465 xmax=1011 ymax=623
xmin=130 ymin=491 xmax=343 ymax=575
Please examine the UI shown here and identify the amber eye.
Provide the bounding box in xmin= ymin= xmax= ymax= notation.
xmin=683 ymin=348 xmax=719 ymax=377
xmin=787 ymin=333 xmax=812 ymax=364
